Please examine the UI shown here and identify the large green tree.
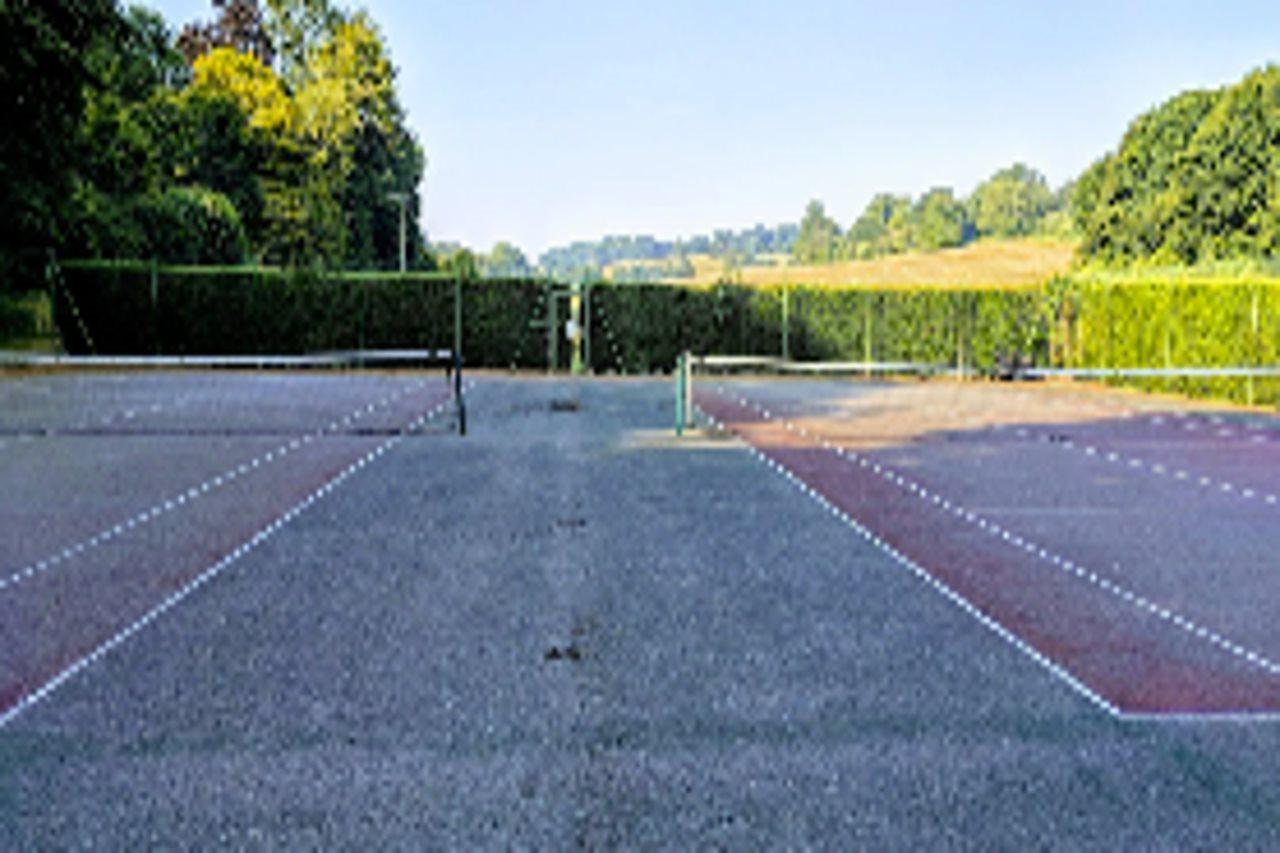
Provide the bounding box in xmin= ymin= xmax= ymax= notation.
xmin=842 ymin=193 xmax=911 ymax=259
xmin=1073 ymin=86 xmax=1221 ymax=264
xmin=970 ymin=163 xmax=1055 ymax=238
xmin=793 ymin=200 xmax=840 ymax=264
xmin=0 ymin=0 xmax=126 ymax=284
xmin=483 ymin=242 xmax=532 ymax=278
xmin=911 ymin=188 xmax=969 ymax=251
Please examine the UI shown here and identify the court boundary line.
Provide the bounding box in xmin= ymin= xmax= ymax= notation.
xmin=0 ymin=383 xmax=471 ymax=731
xmin=999 ymin=422 xmax=1280 ymax=509
xmin=0 ymin=379 xmax=443 ymax=595
xmin=701 ymin=385 xmax=1280 ymax=722
xmin=723 ymin=388 xmax=1280 ymax=681
xmin=693 ymin=397 xmax=1123 ymax=719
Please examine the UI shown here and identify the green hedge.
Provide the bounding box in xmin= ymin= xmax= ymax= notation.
xmin=48 ymin=260 xmax=1280 ymax=406
xmin=1068 ymin=276 xmax=1280 ymax=405
xmin=54 ymin=262 xmax=546 ymax=364
xmin=587 ymin=282 xmax=1051 ymax=373
xmin=51 ymin=264 xmax=1057 ymax=373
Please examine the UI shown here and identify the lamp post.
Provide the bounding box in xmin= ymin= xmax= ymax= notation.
xmin=386 ymin=192 xmax=409 ymax=273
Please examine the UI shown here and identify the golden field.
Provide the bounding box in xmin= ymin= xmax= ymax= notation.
xmin=613 ymin=239 xmax=1079 ymax=288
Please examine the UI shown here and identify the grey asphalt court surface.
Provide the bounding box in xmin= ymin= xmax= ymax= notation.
xmin=2 ymin=372 xmax=1280 ymax=846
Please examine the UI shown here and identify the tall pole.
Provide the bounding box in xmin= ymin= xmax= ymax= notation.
xmin=454 ymin=269 xmax=466 ymax=435
xmin=782 ymin=283 xmax=790 ymax=361
xmin=387 ymin=192 xmax=408 ymax=273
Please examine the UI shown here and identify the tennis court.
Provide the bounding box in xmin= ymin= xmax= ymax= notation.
xmin=3 ymin=366 xmax=1280 ymax=846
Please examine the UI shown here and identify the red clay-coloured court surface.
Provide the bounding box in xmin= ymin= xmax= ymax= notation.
xmin=697 ymin=379 xmax=1280 ymax=719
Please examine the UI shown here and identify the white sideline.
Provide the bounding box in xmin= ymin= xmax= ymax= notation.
xmin=705 ymin=384 xmax=1280 ymax=721
xmin=0 ymin=383 xmax=472 ymax=730
xmin=0 ymin=379 xmax=437 ymax=594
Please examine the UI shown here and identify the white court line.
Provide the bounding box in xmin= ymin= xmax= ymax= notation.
xmin=0 ymin=379 xmax=439 ymax=595
xmin=727 ymin=380 xmax=1280 ymax=513
xmin=1006 ymin=422 xmax=1280 ymax=509
xmin=0 ymin=383 xmax=471 ymax=730
xmin=695 ymin=394 xmax=1120 ymax=719
xmin=705 ymin=386 xmax=1280 ymax=720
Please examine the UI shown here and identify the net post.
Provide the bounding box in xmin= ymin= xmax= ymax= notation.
xmin=150 ymin=258 xmax=160 ymax=355
xmin=684 ymin=351 xmax=693 ymax=429
xmin=454 ymin=270 xmax=466 ymax=436
xmin=454 ymin=349 xmax=466 ymax=436
xmin=675 ymin=351 xmax=689 ymax=436
xmin=583 ymin=282 xmax=592 ymax=374
xmin=547 ymin=286 xmax=559 ymax=373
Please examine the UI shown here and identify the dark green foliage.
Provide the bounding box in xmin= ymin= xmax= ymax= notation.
xmin=52 ymin=261 xmax=1280 ymax=408
xmin=0 ymin=294 xmax=35 ymax=341
xmin=1073 ymin=66 xmax=1280 ymax=266
xmin=134 ymin=187 xmax=249 ymax=264
xmin=153 ymin=90 xmax=268 ymax=246
xmin=55 ymin=262 xmax=449 ymax=354
xmin=0 ymin=0 xmax=126 ymax=285
xmin=54 ymin=262 xmax=1047 ymax=374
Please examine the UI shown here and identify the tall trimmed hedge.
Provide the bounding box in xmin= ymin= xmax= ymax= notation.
xmin=1068 ymin=276 xmax=1280 ymax=405
xmin=53 ymin=262 xmax=546 ymax=364
xmin=48 ymin=260 xmax=1280 ymax=406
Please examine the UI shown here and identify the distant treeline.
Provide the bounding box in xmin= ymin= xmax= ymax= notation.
xmin=527 ymin=166 xmax=1072 ymax=283
xmin=792 ymin=164 xmax=1073 ymax=267
xmin=536 ymin=224 xmax=800 ymax=282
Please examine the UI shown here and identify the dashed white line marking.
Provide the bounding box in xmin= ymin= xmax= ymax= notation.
xmin=0 ymin=379 xmax=438 ymax=594
xmin=0 ymin=383 xmax=470 ymax=729
xmin=706 ymin=387 xmax=1280 ymax=707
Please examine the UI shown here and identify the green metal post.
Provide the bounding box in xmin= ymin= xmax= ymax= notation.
xmin=675 ymin=351 xmax=687 ymax=436
xmin=863 ymin=296 xmax=873 ymax=379
xmin=454 ymin=271 xmax=466 ymax=435
xmin=583 ymin=283 xmax=592 ymax=373
xmin=150 ymin=258 xmax=159 ymax=355
xmin=358 ymin=277 xmax=367 ymax=364
xmin=781 ymin=284 xmax=790 ymax=361
xmin=570 ymin=282 xmax=583 ymax=375
xmin=547 ymin=287 xmax=558 ymax=373
xmin=454 ymin=270 xmax=463 ymax=369
xmin=1249 ymin=285 xmax=1260 ymax=407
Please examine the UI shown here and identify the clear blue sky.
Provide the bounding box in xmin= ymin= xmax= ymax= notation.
xmin=147 ymin=1 xmax=1280 ymax=257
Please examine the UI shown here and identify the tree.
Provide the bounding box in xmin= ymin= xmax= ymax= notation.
xmin=264 ymin=0 xmax=344 ymax=86
xmin=483 ymin=242 xmax=531 ymax=278
xmin=134 ymin=186 xmax=248 ymax=264
xmin=1155 ymin=66 xmax=1280 ymax=263
xmin=0 ymin=0 xmax=126 ymax=283
xmin=177 ymin=0 xmax=274 ymax=67
xmin=1073 ymin=87 xmax=1219 ymax=264
xmin=793 ymin=200 xmax=840 ymax=264
xmin=969 ymin=163 xmax=1054 ymax=238
xmin=307 ymin=13 xmax=425 ymax=269
xmin=912 ymin=188 xmax=968 ymax=251
xmin=843 ymin=193 xmax=911 ymax=258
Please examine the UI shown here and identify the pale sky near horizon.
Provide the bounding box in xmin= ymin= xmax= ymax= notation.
xmin=146 ymin=1 xmax=1280 ymax=257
